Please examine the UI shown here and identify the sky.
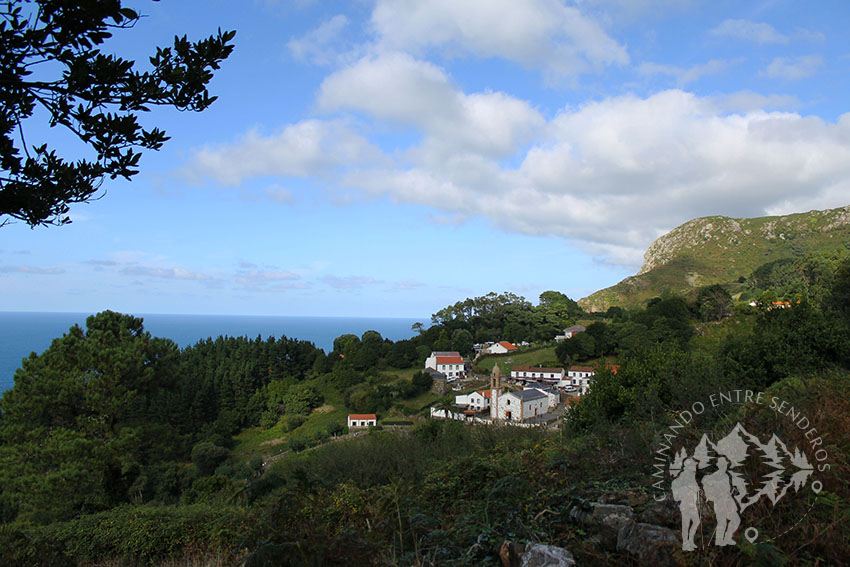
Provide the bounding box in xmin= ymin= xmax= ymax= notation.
xmin=3 ymin=0 xmax=850 ymax=318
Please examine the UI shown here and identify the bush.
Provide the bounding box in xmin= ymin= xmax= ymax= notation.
xmin=191 ymin=442 xmax=230 ymax=477
xmin=259 ymin=409 xmax=280 ymax=429
xmin=282 ymin=414 xmax=307 ymax=432
xmin=325 ymin=421 xmax=344 ymax=436
xmin=287 ymin=436 xmax=308 ymax=452
xmin=0 ymin=505 xmax=257 ymax=567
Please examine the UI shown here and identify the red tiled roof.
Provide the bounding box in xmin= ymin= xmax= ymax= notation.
xmin=436 ymin=356 xmax=464 ymax=364
xmin=569 ymin=366 xmax=594 ymax=373
xmin=479 ymin=390 xmax=492 ymax=399
xmin=348 ymin=414 xmax=377 ymax=420
xmin=498 ymin=341 xmax=518 ymax=350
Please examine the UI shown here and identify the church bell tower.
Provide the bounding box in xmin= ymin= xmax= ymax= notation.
xmin=490 ymin=363 xmax=501 ymax=420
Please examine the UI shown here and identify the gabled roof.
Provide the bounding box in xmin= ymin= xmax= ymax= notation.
xmin=508 ymin=389 xmax=547 ymax=401
xmin=569 ymin=366 xmax=595 ymax=373
xmin=348 ymin=414 xmax=377 ymax=420
xmin=498 ymin=341 xmax=518 ymax=350
xmin=479 ymin=389 xmax=492 ymax=399
xmin=436 ymin=355 xmax=464 ymax=364
xmin=431 ymin=351 xmax=461 ymax=357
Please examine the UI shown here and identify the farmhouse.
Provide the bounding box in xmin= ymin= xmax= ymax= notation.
xmin=347 ymin=414 xmax=377 ymax=429
xmin=485 ymin=341 xmax=518 ymax=355
xmin=455 ymin=389 xmax=491 ymax=412
xmin=568 ymin=366 xmax=595 ymax=393
xmin=424 ymin=351 xmax=466 ymax=381
xmin=555 ymin=325 xmax=586 ymax=342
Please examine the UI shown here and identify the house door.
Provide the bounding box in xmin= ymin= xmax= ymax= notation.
xmin=506 ymin=411 xmax=512 ymax=421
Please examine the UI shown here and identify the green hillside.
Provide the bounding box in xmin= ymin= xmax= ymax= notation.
xmin=580 ymin=205 xmax=850 ymax=311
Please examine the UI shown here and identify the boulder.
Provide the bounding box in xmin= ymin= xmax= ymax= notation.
xmin=520 ymin=543 xmax=576 ymax=567
xmin=499 ymin=541 xmax=576 ymax=567
xmin=638 ymin=494 xmax=679 ymax=528
xmin=568 ymin=502 xmax=634 ymax=549
xmin=568 ymin=502 xmax=634 ymax=524
xmin=617 ymin=520 xmax=680 ymax=567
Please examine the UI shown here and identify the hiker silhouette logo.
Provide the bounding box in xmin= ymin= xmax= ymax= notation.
xmin=667 ymin=422 xmax=819 ymax=550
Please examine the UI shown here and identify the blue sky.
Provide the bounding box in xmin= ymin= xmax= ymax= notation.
xmin=3 ymin=0 xmax=850 ymax=317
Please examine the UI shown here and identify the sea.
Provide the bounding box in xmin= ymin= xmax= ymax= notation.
xmin=0 ymin=312 xmax=424 ymax=394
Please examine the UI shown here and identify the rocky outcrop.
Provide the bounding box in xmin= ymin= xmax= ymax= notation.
xmin=565 ymin=498 xmax=681 ymax=565
xmin=580 ymin=204 xmax=850 ymax=311
xmin=617 ymin=520 xmax=680 ymax=567
xmin=499 ymin=542 xmax=576 ymax=567
xmin=569 ymin=502 xmax=635 ymax=549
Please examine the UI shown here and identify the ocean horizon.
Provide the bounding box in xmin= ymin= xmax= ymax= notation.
xmin=0 ymin=311 xmax=425 ymax=394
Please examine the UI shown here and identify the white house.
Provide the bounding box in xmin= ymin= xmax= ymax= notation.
xmin=424 ymin=351 xmax=466 ymax=381
xmin=494 ymin=389 xmax=548 ymax=422
xmin=347 ymin=414 xmax=377 ymax=429
xmin=511 ymin=366 xmax=565 ymax=383
xmin=485 ymin=341 xmax=518 ymax=355
xmin=455 ymin=389 xmax=491 ymax=412
xmin=556 ymin=325 xmax=586 ymax=342
xmin=568 ymin=366 xmax=595 ymax=394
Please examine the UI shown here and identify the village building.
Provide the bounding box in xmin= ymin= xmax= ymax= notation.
xmin=523 ymin=385 xmax=560 ymax=410
xmin=495 ymin=390 xmax=548 ymax=422
xmin=510 ymin=366 xmax=565 ymax=383
xmin=485 ymin=341 xmax=518 ymax=355
xmin=555 ymin=324 xmax=586 ymax=342
xmin=424 ymin=351 xmax=466 ymax=381
xmin=347 ymin=414 xmax=377 ymax=429
xmin=455 ymin=389 xmax=491 ymax=412
xmin=489 ymin=364 xmax=550 ymax=422
xmin=568 ymin=365 xmax=595 ymax=394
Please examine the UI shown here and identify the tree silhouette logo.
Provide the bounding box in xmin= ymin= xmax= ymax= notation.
xmin=668 ymin=422 xmax=820 ymax=550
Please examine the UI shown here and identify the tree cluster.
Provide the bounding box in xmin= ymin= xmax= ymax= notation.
xmin=0 ymin=0 xmax=235 ymax=226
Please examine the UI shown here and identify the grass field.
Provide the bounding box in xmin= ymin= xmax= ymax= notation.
xmin=233 ymin=366 xmax=435 ymax=459
xmin=473 ymin=346 xmax=560 ymax=375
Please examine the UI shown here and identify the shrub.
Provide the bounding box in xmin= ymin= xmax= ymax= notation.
xmin=191 ymin=442 xmax=230 ymax=477
xmin=282 ymin=414 xmax=307 ymax=432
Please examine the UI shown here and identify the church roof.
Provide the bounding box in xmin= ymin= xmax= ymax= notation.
xmin=509 ymin=390 xmax=547 ymax=402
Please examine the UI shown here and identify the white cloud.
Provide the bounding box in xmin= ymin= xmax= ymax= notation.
xmin=761 ymin=55 xmax=823 ymax=80
xmin=709 ymin=19 xmax=789 ymax=44
xmin=187 ymin=119 xmax=384 ymax=186
xmin=264 ymin=185 xmax=295 ymax=204
xmin=318 ymin=52 xmax=545 ymax=158
xmin=187 ymin=72 xmax=850 ymax=271
xmin=369 ymin=0 xmax=628 ymax=76
xmin=287 ymin=14 xmax=350 ymax=65
xmin=342 ymin=90 xmax=850 ymax=268
xmin=236 ymin=269 xmax=302 ymax=287
xmin=322 ymin=275 xmax=380 ymax=289
xmin=318 ymin=52 xmax=456 ymax=125
xmin=637 ymin=58 xmax=737 ymax=86
xmin=0 ymin=265 xmax=64 ymax=275
xmin=709 ymin=91 xmax=800 ymax=112
xmin=122 ymin=266 xmax=214 ymax=281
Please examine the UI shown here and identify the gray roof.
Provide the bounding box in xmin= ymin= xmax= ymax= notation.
xmin=509 ymin=389 xmax=547 ymax=402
